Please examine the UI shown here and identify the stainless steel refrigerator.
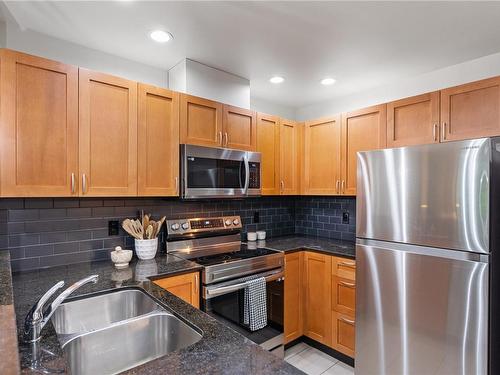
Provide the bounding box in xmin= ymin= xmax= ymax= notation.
xmin=355 ymin=137 xmax=500 ymax=374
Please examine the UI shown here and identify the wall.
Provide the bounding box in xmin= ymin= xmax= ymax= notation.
xmin=296 ymin=50 xmax=500 ymax=121
xmin=0 ymin=197 xmax=295 ymax=272
xmin=2 ymin=20 xmax=168 ymax=88
xmin=250 ymin=96 xmax=297 ymax=121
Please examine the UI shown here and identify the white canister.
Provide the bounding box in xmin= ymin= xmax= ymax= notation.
xmin=247 ymin=232 xmax=257 ymax=241
xmin=256 ymin=230 xmax=266 ymax=240
xmin=134 ymin=238 xmax=158 ymax=260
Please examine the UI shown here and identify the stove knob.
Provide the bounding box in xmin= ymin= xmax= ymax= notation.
xmin=225 ymin=219 xmax=233 ymax=226
xmin=233 ymin=218 xmax=240 ymax=226
xmin=170 ymin=223 xmax=180 ymax=231
xmin=181 ymin=222 xmax=189 ymax=230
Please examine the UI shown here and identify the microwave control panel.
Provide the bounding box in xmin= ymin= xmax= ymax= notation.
xmin=248 ymin=162 xmax=260 ymax=189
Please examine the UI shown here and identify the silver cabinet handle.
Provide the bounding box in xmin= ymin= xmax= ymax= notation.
xmin=433 ymin=123 xmax=438 ymax=141
xmin=71 ymin=173 xmax=75 ymax=194
xmin=82 ymin=174 xmax=87 ymax=194
xmin=280 ymin=180 xmax=284 ymax=192
xmin=194 ymin=273 xmax=199 ymax=295
xmin=339 ymin=261 xmax=355 ymax=268
xmin=224 ymin=132 xmax=228 ymax=146
xmin=341 ymin=180 xmax=345 ymax=194
xmin=339 ymin=281 xmax=355 ymax=288
xmin=336 ymin=180 xmax=340 ymax=194
xmin=218 ymin=131 xmax=223 ymax=146
xmin=175 ymin=177 xmax=179 ymax=195
xmin=339 ymin=316 xmax=355 ymax=325
xmin=442 ymin=122 xmax=447 ymax=140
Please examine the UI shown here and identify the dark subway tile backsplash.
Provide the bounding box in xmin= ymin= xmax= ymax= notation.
xmin=0 ymin=196 xmax=356 ymax=272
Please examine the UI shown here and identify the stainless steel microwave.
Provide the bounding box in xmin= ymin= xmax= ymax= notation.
xmin=180 ymin=144 xmax=261 ymax=199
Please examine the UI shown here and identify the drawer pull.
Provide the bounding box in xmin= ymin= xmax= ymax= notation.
xmin=339 ymin=281 xmax=355 ymax=288
xmin=339 ymin=261 xmax=355 ymax=268
xmin=339 ymin=316 xmax=355 ymax=325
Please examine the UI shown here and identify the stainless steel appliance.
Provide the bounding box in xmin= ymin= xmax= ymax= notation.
xmin=166 ymin=215 xmax=285 ymax=357
xmin=355 ymin=138 xmax=500 ymax=374
xmin=180 ymin=144 xmax=261 ymax=199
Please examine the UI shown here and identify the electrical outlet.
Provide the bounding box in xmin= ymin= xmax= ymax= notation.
xmin=108 ymin=220 xmax=119 ymax=236
xmin=253 ymin=211 xmax=260 ymax=223
xmin=342 ymin=211 xmax=350 ymax=224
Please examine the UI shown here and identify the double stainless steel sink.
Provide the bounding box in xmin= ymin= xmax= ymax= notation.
xmin=50 ymin=288 xmax=202 ymax=375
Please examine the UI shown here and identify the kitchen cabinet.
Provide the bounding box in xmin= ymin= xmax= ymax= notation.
xmin=223 ymin=105 xmax=257 ymax=150
xmin=279 ymin=119 xmax=299 ymax=195
xmin=137 ymin=84 xmax=179 ymax=196
xmin=387 ymin=92 xmax=440 ymax=147
xmin=303 ymin=116 xmax=341 ymax=195
xmin=257 ymin=113 xmax=281 ymax=195
xmin=0 ymin=49 xmax=79 ymax=197
xmin=180 ymin=94 xmax=223 ymax=147
xmin=440 ymin=77 xmax=500 ymax=142
xmin=297 ymin=123 xmax=305 ymax=195
xmin=331 ymin=311 xmax=355 ymax=357
xmin=341 ymin=104 xmax=387 ymax=195
xmin=153 ymin=271 xmax=200 ymax=308
xmin=303 ymin=251 xmax=332 ymax=345
xmin=284 ymin=252 xmax=303 ymax=343
xmin=79 ymin=68 xmax=138 ymax=196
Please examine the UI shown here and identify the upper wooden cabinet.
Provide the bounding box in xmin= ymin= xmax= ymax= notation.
xmin=303 ymin=251 xmax=332 ymax=345
xmin=153 ymin=271 xmax=200 ymax=309
xmin=138 ymin=84 xmax=179 ymax=196
xmin=387 ymin=92 xmax=440 ymax=147
xmin=0 ymin=50 xmax=79 ymax=197
xmin=341 ymin=104 xmax=387 ymax=195
xmin=180 ymin=94 xmax=223 ymax=147
xmin=280 ymin=119 xmax=299 ymax=195
xmin=284 ymin=252 xmax=303 ymax=344
xmin=223 ymin=105 xmax=257 ymax=150
xmin=441 ymin=77 xmax=500 ymax=142
xmin=79 ymin=69 xmax=138 ymax=196
xmin=257 ymin=113 xmax=280 ymax=195
xmin=303 ymin=116 xmax=341 ymax=195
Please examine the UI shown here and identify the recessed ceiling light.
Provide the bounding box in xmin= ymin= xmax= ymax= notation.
xmin=269 ymin=76 xmax=285 ymax=84
xmin=150 ymin=30 xmax=173 ymax=43
xmin=321 ymin=78 xmax=336 ymax=86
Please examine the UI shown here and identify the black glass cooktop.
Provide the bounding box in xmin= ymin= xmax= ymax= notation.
xmin=192 ymin=244 xmax=280 ymax=267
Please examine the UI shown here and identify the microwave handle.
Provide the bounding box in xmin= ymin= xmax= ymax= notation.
xmin=243 ymin=155 xmax=250 ymax=194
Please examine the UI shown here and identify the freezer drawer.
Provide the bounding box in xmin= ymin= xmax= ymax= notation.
xmin=356 ymin=239 xmax=488 ymax=375
xmin=356 ymin=138 xmax=491 ymax=253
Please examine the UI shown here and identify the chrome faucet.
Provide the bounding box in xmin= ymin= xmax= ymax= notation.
xmin=24 ymin=274 xmax=99 ymax=342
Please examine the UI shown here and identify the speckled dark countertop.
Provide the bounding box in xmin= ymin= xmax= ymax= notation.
xmin=258 ymin=235 xmax=356 ymax=259
xmin=7 ymin=252 xmax=302 ymax=375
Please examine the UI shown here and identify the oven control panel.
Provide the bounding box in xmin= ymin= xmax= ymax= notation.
xmin=167 ymin=216 xmax=242 ymax=236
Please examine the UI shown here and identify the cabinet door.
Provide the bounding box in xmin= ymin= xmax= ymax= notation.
xmin=303 ymin=116 xmax=341 ymax=195
xmin=341 ymin=105 xmax=386 ymax=196
xmin=387 ymin=92 xmax=440 ymax=147
xmin=0 ymin=49 xmax=78 ymax=197
xmin=332 ymin=257 xmax=356 ymax=281
xmin=138 ymin=84 xmax=179 ymax=196
xmin=180 ymin=94 xmax=223 ymax=147
xmin=332 ymin=311 xmax=355 ymax=357
xmin=284 ymin=252 xmax=303 ymax=343
xmin=332 ymin=275 xmax=355 ymax=317
xmin=441 ymin=77 xmax=500 ymax=141
xmin=257 ymin=113 xmax=280 ymax=195
xmin=153 ymin=272 xmax=200 ymax=308
xmin=79 ymin=69 xmax=137 ymax=196
xmin=297 ymin=123 xmax=305 ymax=195
xmin=223 ymin=105 xmax=256 ymax=150
xmin=280 ymin=119 xmax=298 ymax=195
xmin=303 ymin=251 xmax=332 ymax=345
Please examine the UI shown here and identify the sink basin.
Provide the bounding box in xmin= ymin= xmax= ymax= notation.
xmin=62 ymin=312 xmax=202 ymax=375
xmin=51 ymin=288 xmax=161 ymax=335
xmin=49 ymin=287 xmax=202 ymax=375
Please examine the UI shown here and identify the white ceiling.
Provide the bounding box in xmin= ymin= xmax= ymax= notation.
xmin=3 ymin=1 xmax=500 ymax=108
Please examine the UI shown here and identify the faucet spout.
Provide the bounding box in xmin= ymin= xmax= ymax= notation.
xmin=24 ymin=274 xmax=99 ymax=343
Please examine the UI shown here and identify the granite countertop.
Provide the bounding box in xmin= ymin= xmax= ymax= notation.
xmin=261 ymin=235 xmax=355 ymax=259
xmin=8 ymin=252 xmax=302 ymax=375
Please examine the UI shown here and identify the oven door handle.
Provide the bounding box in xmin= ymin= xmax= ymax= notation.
xmin=205 ymin=270 xmax=284 ymax=298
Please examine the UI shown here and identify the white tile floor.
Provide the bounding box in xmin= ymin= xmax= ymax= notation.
xmin=285 ymin=343 xmax=355 ymax=375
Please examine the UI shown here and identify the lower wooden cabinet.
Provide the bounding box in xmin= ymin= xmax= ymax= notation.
xmin=153 ymin=271 xmax=200 ymax=308
xmin=284 ymin=251 xmax=356 ymax=358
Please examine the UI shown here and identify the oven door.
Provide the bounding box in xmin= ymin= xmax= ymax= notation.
xmin=181 ymin=144 xmax=261 ymax=199
xmin=202 ymin=268 xmax=284 ymax=355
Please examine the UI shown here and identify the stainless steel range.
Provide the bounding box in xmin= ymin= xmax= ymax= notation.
xmin=166 ymin=215 xmax=285 ymax=357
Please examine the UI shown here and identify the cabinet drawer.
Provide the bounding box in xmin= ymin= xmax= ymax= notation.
xmin=332 ymin=311 xmax=355 ymax=357
xmin=332 ymin=256 xmax=356 ymax=281
xmin=332 ymin=275 xmax=355 ymax=317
